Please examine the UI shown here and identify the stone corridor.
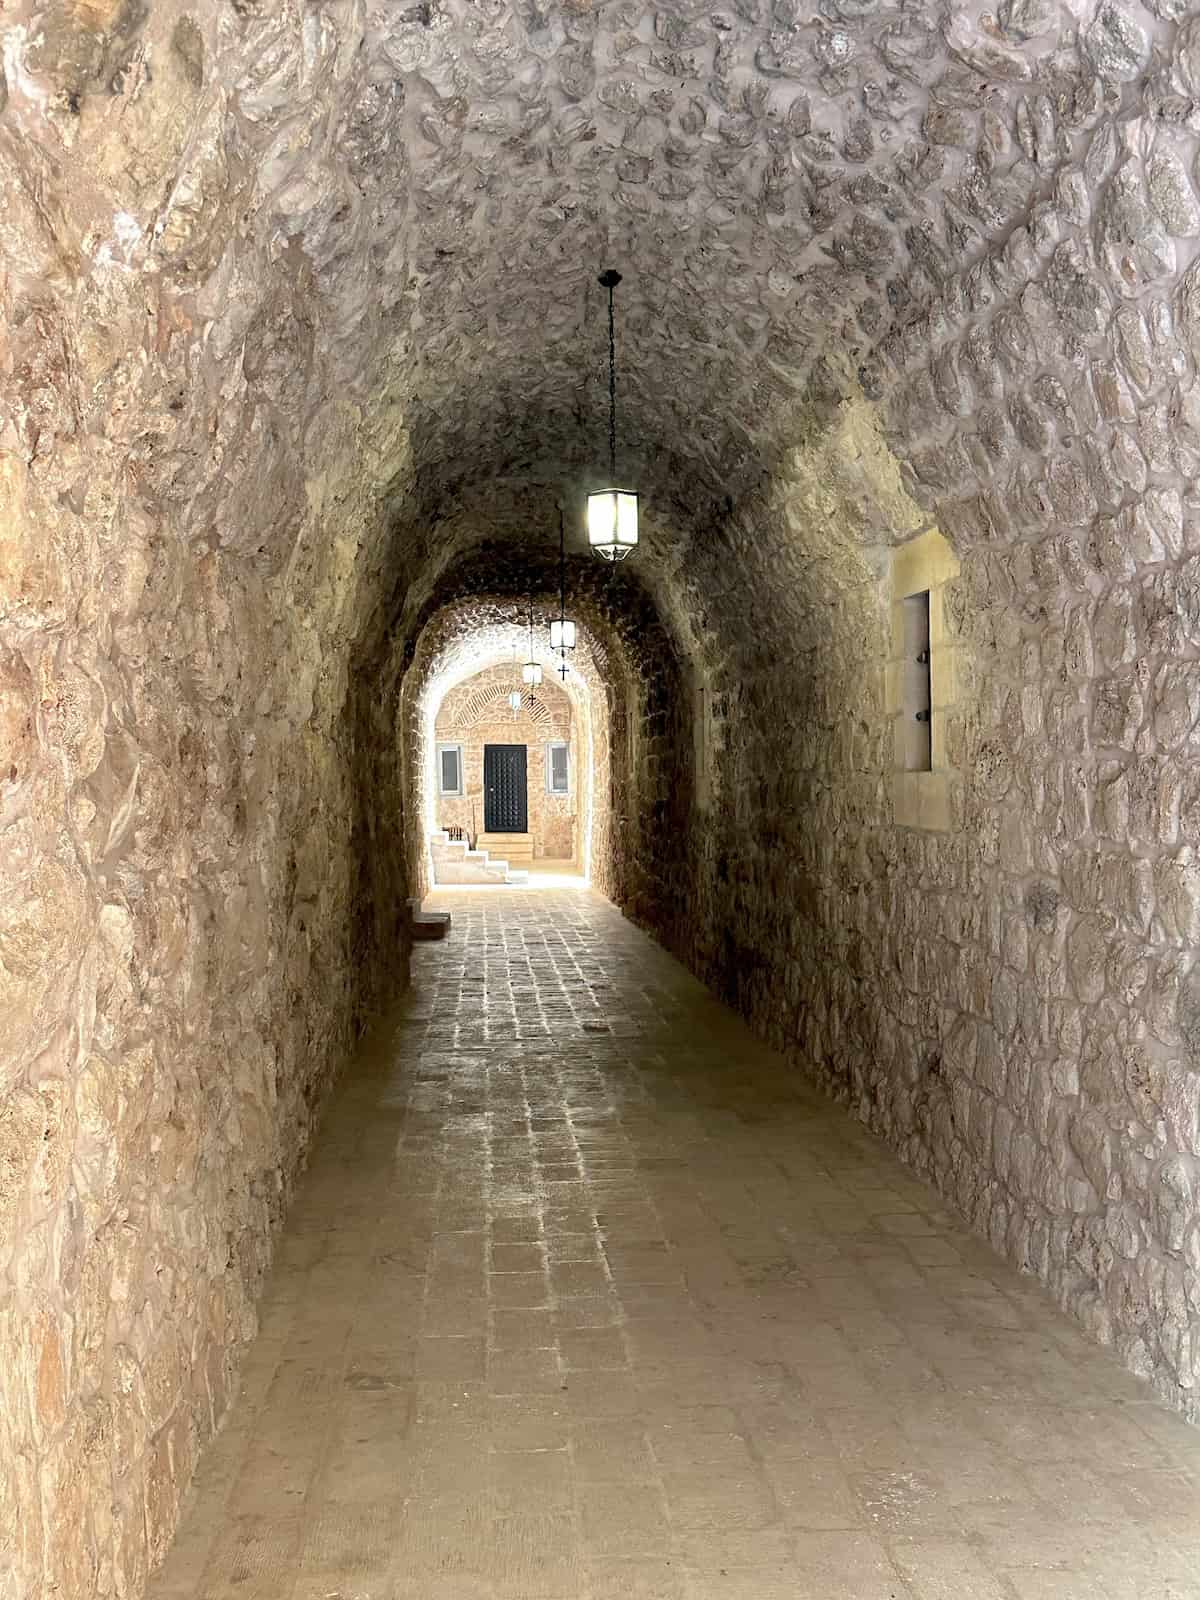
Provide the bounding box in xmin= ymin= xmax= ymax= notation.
xmin=17 ymin=0 xmax=1200 ymax=1586
xmin=148 ymin=891 xmax=1200 ymax=1600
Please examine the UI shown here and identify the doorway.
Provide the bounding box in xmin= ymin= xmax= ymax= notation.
xmin=483 ymin=743 xmax=528 ymax=832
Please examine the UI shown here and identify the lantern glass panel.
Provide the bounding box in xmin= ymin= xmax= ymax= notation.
xmin=587 ymin=489 xmax=615 ymax=548
xmin=616 ymin=492 xmax=638 ymax=547
xmin=588 ymin=488 xmax=638 ymax=559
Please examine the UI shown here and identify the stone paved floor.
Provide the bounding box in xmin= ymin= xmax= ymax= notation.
xmin=149 ymin=888 xmax=1200 ymax=1600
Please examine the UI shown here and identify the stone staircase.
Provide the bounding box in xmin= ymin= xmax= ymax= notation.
xmin=429 ymin=831 xmax=529 ymax=887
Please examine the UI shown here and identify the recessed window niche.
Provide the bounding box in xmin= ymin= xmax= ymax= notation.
xmin=902 ymin=590 xmax=932 ymax=773
xmin=693 ymin=673 xmax=711 ymax=812
xmin=887 ymin=528 xmax=960 ymax=831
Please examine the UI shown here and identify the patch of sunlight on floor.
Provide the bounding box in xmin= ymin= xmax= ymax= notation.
xmin=433 ymin=860 xmax=589 ymax=890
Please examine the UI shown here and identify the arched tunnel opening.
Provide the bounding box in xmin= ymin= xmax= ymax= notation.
xmin=411 ymin=609 xmax=603 ymax=886
xmin=6 ymin=0 xmax=1200 ymax=1592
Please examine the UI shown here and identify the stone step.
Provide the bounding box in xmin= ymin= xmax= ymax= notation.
xmin=429 ymin=833 xmax=526 ymax=886
xmin=477 ymin=833 xmax=534 ymax=862
xmin=408 ymin=899 xmax=452 ymax=941
xmin=407 ymin=898 xmax=451 ymax=925
xmin=434 ymin=865 xmax=509 ymax=884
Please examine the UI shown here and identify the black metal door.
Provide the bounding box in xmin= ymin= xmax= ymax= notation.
xmin=483 ymin=744 xmax=528 ymax=832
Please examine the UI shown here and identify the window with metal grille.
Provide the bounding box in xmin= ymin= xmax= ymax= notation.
xmin=437 ymin=743 xmax=463 ymax=795
xmin=902 ymin=592 xmax=932 ymax=773
xmin=546 ymin=741 xmax=569 ymax=795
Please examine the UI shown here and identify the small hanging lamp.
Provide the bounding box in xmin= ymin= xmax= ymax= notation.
xmin=550 ymin=506 xmax=577 ymax=652
xmin=587 ymin=269 xmax=639 ymax=562
xmin=522 ymin=596 xmax=543 ymax=687
xmin=509 ymin=640 xmax=522 ymax=713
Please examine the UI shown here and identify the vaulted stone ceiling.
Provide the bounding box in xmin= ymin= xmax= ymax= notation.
xmin=5 ymin=0 xmax=1129 ymax=552
xmin=379 ymin=0 xmax=1101 ymax=492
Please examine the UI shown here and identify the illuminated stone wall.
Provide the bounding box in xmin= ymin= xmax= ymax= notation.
xmin=434 ymin=666 xmax=577 ymax=861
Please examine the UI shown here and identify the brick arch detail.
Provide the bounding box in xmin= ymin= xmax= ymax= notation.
xmin=455 ymin=686 xmax=555 ymax=734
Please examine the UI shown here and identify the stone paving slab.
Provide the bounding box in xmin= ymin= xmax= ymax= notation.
xmin=148 ymin=888 xmax=1200 ymax=1600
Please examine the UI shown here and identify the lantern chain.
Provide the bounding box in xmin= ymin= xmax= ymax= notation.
xmin=599 ymin=268 xmax=621 ymax=483
xmin=559 ymin=506 xmax=566 ymax=621
xmin=608 ymin=280 xmax=616 ymax=481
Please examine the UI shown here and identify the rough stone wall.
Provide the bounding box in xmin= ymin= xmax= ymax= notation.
xmin=0 ymin=415 xmax=396 ymax=1599
xmin=660 ymin=16 xmax=1200 ymax=1412
xmin=675 ymin=368 xmax=1200 ymax=1420
xmin=872 ymin=37 xmax=1200 ymax=1409
xmin=0 ymin=4 xmax=411 ymax=1594
xmin=434 ymin=667 xmax=576 ymax=860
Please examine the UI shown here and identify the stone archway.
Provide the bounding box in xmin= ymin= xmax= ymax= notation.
xmin=432 ymin=665 xmax=575 ymax=865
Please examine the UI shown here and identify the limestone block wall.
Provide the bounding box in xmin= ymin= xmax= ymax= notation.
xmin=434 ymin=666 xmax=576 ymax=860
xmin=870 ymin=52 xmax=1200 ymax=1410
xmin=0 ymin=423 xmax=395 ymax=1597
xmin=657 ymin=29 xmax=1200 ymax=1414
xmin=0 ymin=4 xmax=411 ymax=1592
xmin=675 ymin=395 xmax=1200 ymax=1418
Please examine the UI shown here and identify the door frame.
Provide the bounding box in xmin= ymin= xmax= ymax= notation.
xmin=483 ymin=742 xmax=529 ymax=833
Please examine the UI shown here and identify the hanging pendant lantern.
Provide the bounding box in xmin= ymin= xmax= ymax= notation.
xmin=522 ymin=596 xmax=543 ymax=687
xmin=587 ymin=269 xmax=639 ymax=562
xmin=509 ymin=641 xmax=522 ymax=713
xmin=550 ymin=506 xmax=577 ymax=650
